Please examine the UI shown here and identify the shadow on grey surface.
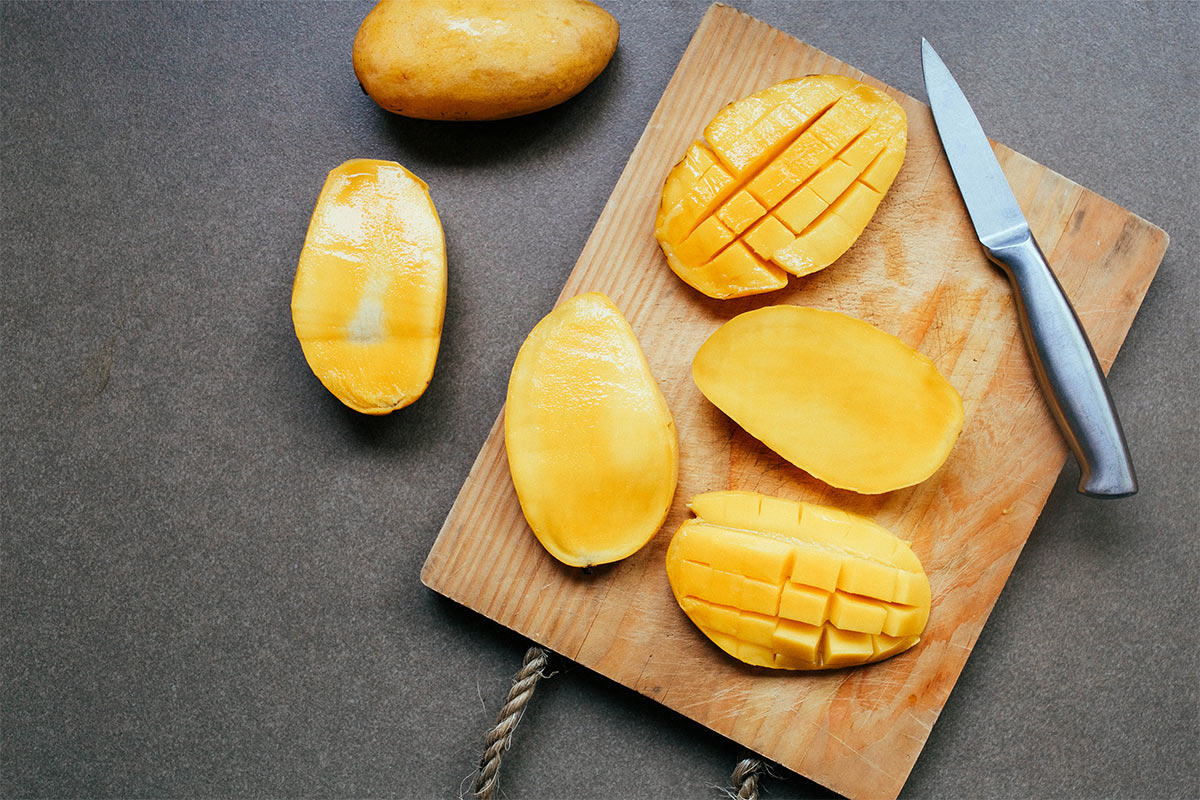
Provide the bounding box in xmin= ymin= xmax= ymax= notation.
xmin=421 ymin=594 xmax=842 ymax=799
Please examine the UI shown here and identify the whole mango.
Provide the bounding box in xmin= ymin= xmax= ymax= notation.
xmin=353 ymin=0 xmax=619 ymax=121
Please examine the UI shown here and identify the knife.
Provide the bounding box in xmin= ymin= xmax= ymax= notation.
xmin=921 ymin=39 xmax=1136 ymax=498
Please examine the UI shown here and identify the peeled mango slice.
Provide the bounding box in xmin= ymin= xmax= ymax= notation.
xmin=291 ymin=159 xmax=446 ymax=415
xmin=655 ymin=75 xmax=907 ymax=298
xmin=666 ymin=491 xmax=930 ymax=670
xmin=693 ymin=306 xmax=963 ymax=494
xmin=505 ymin=293 xmax=678 ymax=567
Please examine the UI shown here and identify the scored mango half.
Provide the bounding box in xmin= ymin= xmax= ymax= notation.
xmin=667 ymin=491 xmax=930 ymax=670
xmin=655 ymin=75 xmax=907 ymax=299
xmin=292 ymin=159 xmax=446 ymax=414
xmin=505 ymin=293 xmax=679 ymax=567
xmin=693 ymin=306 xmax=963 ymax=494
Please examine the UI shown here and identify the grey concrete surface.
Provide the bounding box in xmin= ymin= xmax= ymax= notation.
xmin=2 ymin=2 xmax=1197 ymax=798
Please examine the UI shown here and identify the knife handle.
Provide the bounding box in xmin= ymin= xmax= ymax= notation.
xmin=985 ymin=235 xmax=1137 ymax=498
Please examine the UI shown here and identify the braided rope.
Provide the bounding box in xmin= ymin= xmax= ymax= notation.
xmin=472 ymin=647 xmax=550 ymax=800
xmin=731 ymin=757 xmax=765 ymax=800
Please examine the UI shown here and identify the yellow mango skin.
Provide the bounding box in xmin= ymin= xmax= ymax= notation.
xmin=693 ymin=306 xmax=963 ymax=494
xmin=505 ymin=293 xmax=679 ymax=567
xmin=354 ymin=0 xmax=619 ymax=121
xmin=667 ymin=491 xmax=930 ymax=670
xmin=655 ymin=75 xmax=906 ymax=299
xmin=292 ymin=159 xmax=446 ymax=415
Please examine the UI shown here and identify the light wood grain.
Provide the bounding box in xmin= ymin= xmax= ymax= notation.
xmin=421 ymin=6 xmax=1168 ymax=798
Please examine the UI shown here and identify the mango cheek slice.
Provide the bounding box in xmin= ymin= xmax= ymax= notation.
xmin=692 ymin=305 xmax=963 ymax=494
xmin=655 ymin=75 xmax=907 ymax=299
xmin=505 ymin=293 xmax=679 ymax=568
xmin=291 ymin=159 xmax=446 ymax=415
xmin=666 ymin=491 xmax=931 ymax=670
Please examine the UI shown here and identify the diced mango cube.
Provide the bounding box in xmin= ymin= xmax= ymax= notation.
xmin=821 ymin=626 xmax=875 ymax=668
xmin=892 ymin=569 xmax=931 ymax=608
xmin=674 ymin=215 xmax=734 ymax=266
xmin=773 ymin=618 xmax=823 ymax=663
xmin=882 ymin=603 xmax=926 ymax=638
xmin=829 ymin=181 xmax=883 ymax=233
xmin=791 ymin=546 xmax=842 ymax=592
xmin=675 ymin=559 xmax=713 ymax=598
xmin=807 ymin=159 xmax=861 ymax=205
xmin=741 ymin=577 xmax=781 ymax=617
xmin=706 ymin=568 xmax=745 ymax=608
xmin=746 ymin=160 xmax=799 ymax=209
xmin=775 ymin=133 xmax=833 ymax=193
xmin=837 ymin=129 xmax=887 ymax=170
xmin=828 ymin=592 xmax=887 ymax=635
xmin=743 ymin=215 xmax=795 ymax=260
xmin=779 ymin=582 xmax=830 ymax=626
xmin=737 ymin=610 xmax=778 ymax=648
xmin=716 ymin=190 xmax=768 ymax=236
xmin=872 ymin=633 xmax=918 ymax=660
xmin=860 ymin=146 xmax=905 ymax=193
xmin=837 ymin=558 xmax=897 ymax=601
xmin=774 ymin=186 xmax=828 ymax=234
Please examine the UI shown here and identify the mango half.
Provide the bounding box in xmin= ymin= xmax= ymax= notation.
xmin=693 ymin=306 xmax=963 ymax=494
xmin=656 ymin=75 xmax=906 ymax=298
xmin=667 ymin=491 xmax=930 ymax=670
xmin=291 ymin=159 xmax=446 ymax=414
xmin=505 ymin=293 xmax=678 ymax=567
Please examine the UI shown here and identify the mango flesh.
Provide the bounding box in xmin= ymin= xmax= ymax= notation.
xmin=505 ymin=293 xmax=678 ymax=567
xmin=655 ymin=75 xmax=907 ymax=299
xmin=693 ymin=306 xmax=963 ymax=494
xmin=291 ymin=159 xmax=446 ymax=414
xmin=353 ymin=0 xmax=619 ymax=121
xmin=666 ymin=491 xmax=930 ymax=670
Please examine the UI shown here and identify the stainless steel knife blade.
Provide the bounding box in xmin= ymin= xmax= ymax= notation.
xmin=921 ymin=40 xmax=1029 ymax=250
xmin=921 ymin=38 xmax=1137 ymax=498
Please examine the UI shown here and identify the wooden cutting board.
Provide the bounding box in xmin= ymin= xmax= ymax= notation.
xmin=422 ymin=5 xmax=1167 ymax=798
